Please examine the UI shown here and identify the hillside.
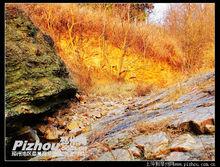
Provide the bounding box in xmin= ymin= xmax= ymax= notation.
xmin=18 ymin=4 xmax=214 ymax=95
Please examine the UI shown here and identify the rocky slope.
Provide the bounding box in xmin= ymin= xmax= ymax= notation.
xmin=30 ymin=71 xmax=215 ymax=161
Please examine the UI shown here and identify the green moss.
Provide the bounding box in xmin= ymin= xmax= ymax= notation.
xmin=5 ymin=6 xmax=77 ymax=117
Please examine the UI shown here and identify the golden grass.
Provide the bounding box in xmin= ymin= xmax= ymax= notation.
xmin=135 ymin=117 xmax=185 ymax=139
xmin=135 ymin=117 xmax=173 ymax=134
xmin=165 ymin=3 xmax=215 ymax=71
xmin=7 ymin=3 xmax=214 ymax=96
xmin=135 ymin=83 xmax=153 ymax=97
xmin=19 ymin=4 xmax=185 ymax=68
xmin=90 ymin=83 xmax=136 ymax=98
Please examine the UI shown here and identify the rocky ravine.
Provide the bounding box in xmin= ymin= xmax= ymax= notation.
xmin=5 ymin=5 xmax=215 ymax=162
xmin=30 ymin=71 xmax=215 ymax=161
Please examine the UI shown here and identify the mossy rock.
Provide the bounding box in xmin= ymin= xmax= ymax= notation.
xmin=5 ymin=6 xmax=77 ymax=118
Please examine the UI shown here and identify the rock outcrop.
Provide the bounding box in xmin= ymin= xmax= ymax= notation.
xmin=29 ymin=71 xmax=214 ymax=161
xmin=5 ymin=6 xmax=77 ymax=118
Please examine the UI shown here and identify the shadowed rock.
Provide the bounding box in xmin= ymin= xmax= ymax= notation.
xmin=5 ymin=6 xmax=77 ymax=118
xmin=5 ymin=6 xmax=78 ymax=160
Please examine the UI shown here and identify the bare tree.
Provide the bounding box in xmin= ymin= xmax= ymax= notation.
xmin=117 ymin=4 xmax=131 ymax=82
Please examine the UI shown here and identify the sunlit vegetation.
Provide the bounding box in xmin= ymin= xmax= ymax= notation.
xmin=14 ymin=3 xmax=214 ymax=96
xmin=165 ymin=3 xmax=214 ymax=71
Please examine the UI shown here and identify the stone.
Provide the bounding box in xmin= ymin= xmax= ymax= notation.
xmin=69 ymin=128 xmax=83 ymax=137
xmin=193 ymin=135 xmax=215 ymax=160
xmin=204 ymin=124 xmax=215 ymax=134
xmin=86 ymin=147 xmax=104 ymax=160
xmin=112 ymin=149 xmax=133 ymax=160
xmin=101 ymin=110 xmax=108 ymax=116
xmin=90 ymin=110 xmax=102 ymax=118
xmin=97 ymin=152 xmax=115 ymax=161
xmin=97 ymin=149 xmax=133 ymax=161
xmin=164 ymin=152 xmax=191 ymax=161
xmin=134 ymin=132 xmax=169 ymax=149
xmin=170 ymin=134 xmax=202 ymax=152
xmin=171 ymin=106 xmax=214 ymax=134
xmin=66 ymin=120 xmax=80 ymax=131
xmin=44 ymin=126 xmax=63 ymax=140
xmin=128 ymin=144 xmax=142 ymax=157
xmin=134 ymin=132 xmax=170 ymax=159
xmin=37 ymin=125 xmax=47 ymax=134
xmin=69 ymin=134 xmax=87 ymax=146
xmin=190 ymin=115 xmax=214 ymax=134
xmin=104 ymin=131 xmax=133 ymax=149
xmin=29 ymin=71 xmax=215 ymax=161
xmin=5 ymin=6 xmax=77 ymax=118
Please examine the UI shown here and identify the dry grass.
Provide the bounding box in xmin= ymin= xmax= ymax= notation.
xmin=135 ymin=83 xmax=153 ymax=97
xmin=135 ymin=116 xmax=185 ymax=139
xmin=88 ymin=123 xmax=115 ymax=144
xmin=19 ymin=4 xmax=185 ymax=69
xmin=165 ymin=3 xmax=214 ymax=71
xmin=167 ymin=86 xmax=189 ymax=103
xmin=90 ymin=82 xmax=136 ymax=98
xmin=7 ymin=3 xmax=214 ymax=96
xmin=135 ymin=117 xmax=173 ymax=134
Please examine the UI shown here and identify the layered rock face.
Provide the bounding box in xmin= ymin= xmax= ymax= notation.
xmin=5 ymin=6 xmax=77 ymax=118
xmin=30 ymin=71 xmax=214 ymax=161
